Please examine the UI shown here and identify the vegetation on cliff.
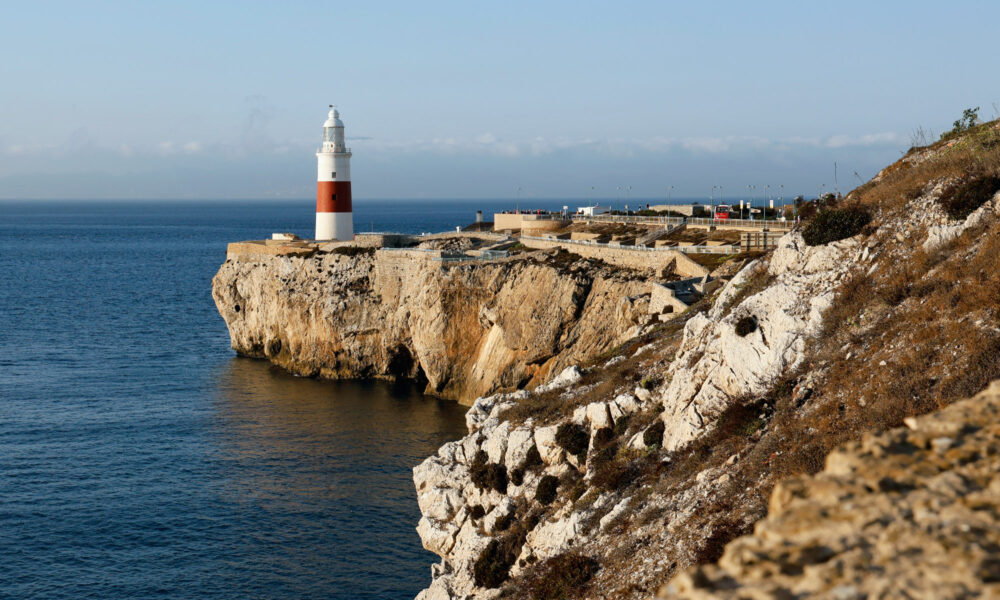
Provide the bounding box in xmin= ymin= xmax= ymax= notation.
xmin=413 ymin=117 xmax=1000 ymax=600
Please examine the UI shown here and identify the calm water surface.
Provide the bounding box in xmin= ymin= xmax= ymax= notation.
xmin=0 ymin=199 xmax=556 ymax=599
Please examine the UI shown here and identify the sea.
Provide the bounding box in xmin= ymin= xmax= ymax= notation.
xmin=0 ymin=198 xmax=582 ymax=600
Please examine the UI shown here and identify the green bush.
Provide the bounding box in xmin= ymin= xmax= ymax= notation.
xmin=535 ymin=475 xmax=560 ymax=505
xmin=555 ymin=423 xmax=589 ymax=456
xmin=735 ymin=315 xmax=758 ymax=337
xmin=643 ymin=420 xmax=665 ymax=448
xmin=525 ymin=553 xmax=600 ymax=600
xmin=938 ymin=174 xmax=1000 ymax=220
xmin=801 ymin=206 xmax=871 ymax=246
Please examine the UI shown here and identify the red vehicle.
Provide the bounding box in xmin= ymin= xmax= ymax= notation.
xmin=714 ymin=204 xmax=732 ymax=219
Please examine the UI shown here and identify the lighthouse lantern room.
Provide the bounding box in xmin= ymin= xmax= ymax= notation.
xmin=315 ymin=106 xmax=353 ymax=240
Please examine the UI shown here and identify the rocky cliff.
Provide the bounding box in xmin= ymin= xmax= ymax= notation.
xmin=667 ymin=379 xmax=1000 ymax=598
xmin=212 ymin=246 xmax=659 ymax=404
xmin=411 ymin=120 xmax=1000 ymax=599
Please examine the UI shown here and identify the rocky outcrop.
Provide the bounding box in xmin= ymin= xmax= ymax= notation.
xmin=654 ymin=231 xmax=859 ymax=450
xmin=212 ymin=247 xmax=654 ymax=404
xmin=413 ymin=366 xmax=659 ymax=599
xmin=667 ymin=379 xmax=1000 ymax=598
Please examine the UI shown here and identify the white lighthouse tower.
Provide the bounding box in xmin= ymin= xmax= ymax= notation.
xmin=315 ymin=106 xmax=353 ymax=241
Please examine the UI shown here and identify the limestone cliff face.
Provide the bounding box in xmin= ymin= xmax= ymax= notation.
xmin=667 ymin=379 xmax=1000 ymax=598
xmin=212 ymin=248 xmax=651 ymax=404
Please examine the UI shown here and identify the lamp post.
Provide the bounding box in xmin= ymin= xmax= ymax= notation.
xmin=747 ymin=185 xmax=756 ymax=220
xmin=764 ymin=184 xmax=770 ymax=221
xmin=616 ymin=186 xmax=621 ymax=214
xmin=626 ymin=185 xmax=631 ymax=215
xmin=668 ymin=185 xmax=674 ymax=204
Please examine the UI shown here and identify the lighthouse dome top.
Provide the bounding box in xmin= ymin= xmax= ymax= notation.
xmin=323 ymin=106 xmax=343 ymax=128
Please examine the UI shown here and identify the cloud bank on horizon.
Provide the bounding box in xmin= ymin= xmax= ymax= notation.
xmin=1 ymin=0 xmax=997 ymax=200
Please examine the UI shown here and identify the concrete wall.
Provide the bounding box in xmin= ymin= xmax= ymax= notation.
xmin=227 ymin=241 xmax=316 ymax=259
xmin=494 ymin=213 xmax=568 ymax=232
xmin=519 ymin=237 xmax=708 ymax=278
xmin=649 ymin=283 xmax=691 ymax=314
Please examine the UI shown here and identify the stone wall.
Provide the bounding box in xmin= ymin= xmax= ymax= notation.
xmin=520 ymin=236 xmax=708 ymax=278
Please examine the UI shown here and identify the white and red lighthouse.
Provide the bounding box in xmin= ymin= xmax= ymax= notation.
xmin=315 ymin=106 xmax=353 ymax=240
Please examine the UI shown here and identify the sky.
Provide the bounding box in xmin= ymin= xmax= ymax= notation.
xmin=2 ymin=0 xmax=999 ymax=201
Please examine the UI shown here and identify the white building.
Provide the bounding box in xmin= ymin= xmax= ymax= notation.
xmin=577 ymin=205 xmax=611 ymax=216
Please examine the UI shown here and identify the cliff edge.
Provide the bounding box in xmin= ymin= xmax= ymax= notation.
xmin=212 ymin=243 xmax=669 ymax=404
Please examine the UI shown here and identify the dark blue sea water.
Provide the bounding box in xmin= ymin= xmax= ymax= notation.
xmin=0 ymin=199 xmax=569 ymax=600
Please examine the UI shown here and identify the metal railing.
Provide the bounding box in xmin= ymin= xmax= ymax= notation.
xmin=570 ymin=214 xmax=686 ymax=226
xmin=520 ymin=235 xmax=740 ymax=255
xmin=686 ymin=217 xmax=794 ymax=230
xmin=432 ymin=250 xmax=511 ymax=263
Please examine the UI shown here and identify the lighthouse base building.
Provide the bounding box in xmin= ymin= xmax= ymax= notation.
xmin=315 ymin=106 xmax=353 ymax=241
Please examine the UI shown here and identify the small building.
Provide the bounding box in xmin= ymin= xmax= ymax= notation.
xmin=577 ymin=205 xmax=611 ymax=216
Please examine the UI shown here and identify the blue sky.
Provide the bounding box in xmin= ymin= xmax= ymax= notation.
xmin=1 ymin=0 xmax=998 ymax=201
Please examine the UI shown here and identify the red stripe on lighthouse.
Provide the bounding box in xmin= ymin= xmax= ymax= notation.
xmin=316 ymin=181 xmax=353 ymax=213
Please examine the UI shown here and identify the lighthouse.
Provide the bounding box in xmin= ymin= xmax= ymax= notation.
xmin=315 ymin=106 xmax=353 ymax=241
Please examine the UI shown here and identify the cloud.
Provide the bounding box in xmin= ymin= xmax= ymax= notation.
xmin=350 ymin=131 xmax=904 ymax=158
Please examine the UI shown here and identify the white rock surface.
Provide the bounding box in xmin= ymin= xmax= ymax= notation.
xmin=658 ymin=232 xmax=859 ymax=450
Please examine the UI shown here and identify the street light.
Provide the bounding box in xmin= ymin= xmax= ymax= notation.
xmin=667 ymin=185 xmax=674 ymax=204
xmin=626 ymin=185 xmax=631 ymax=214
xmin=616 ymin=186 xmax=621 ymax=213
xmin=747 ymin=185 xmax=756 ymax=220
xmin=764 ymin=184 xmax=770 ymax=221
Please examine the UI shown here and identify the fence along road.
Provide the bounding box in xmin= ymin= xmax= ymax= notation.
xmin=564 ymin=213 xmax=794 ymax=230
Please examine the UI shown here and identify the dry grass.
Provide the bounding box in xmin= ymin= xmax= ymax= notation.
xmin=848 ymin=120 xmax=1000 ymax=216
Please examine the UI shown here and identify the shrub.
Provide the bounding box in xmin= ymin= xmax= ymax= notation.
xmin=643 ymin=420 xmax=665 ymax=448
xmin=948 ymin=106 xmax=980 ymax=137
xmin=330 ymin=245 xmax=375 ymax=257
xmin=592 ymin=427 xmax=614 ymax=447
xmin=612 ymin=414 xmax=631 ymax=437
xmin=640 ymin=375 xmax=661 ymax=390
xmin=474 ymin=539 xmax=517 ymax=588
xmin=535 ymin=475 xmax=560 ymax=505
xmin=473 ymin=512 xmax=537 ymax=588
xmin=734 ymin=315 xmax=758 ymax=337
xmin=937 ymin=174 xmax=1000 ymax=220
xmin=522 ymin=445 xmax=543 ymax=469
xmin=589 ymin=456 xmax=641 ymax=491
xmin=555 ymin=423 xmax=589 ymax=456
xmin=801 ymin=206 xmax=872 ymax=246
xmin=469 ymin=450 xmax=508 ymax=494
xmin=694 ymin=519 xmax=751 ymax=565
xmin=509 ymin=468 xmax=524 ymax=486
xmin=524 ymin=553 xmax=600 ymax=600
